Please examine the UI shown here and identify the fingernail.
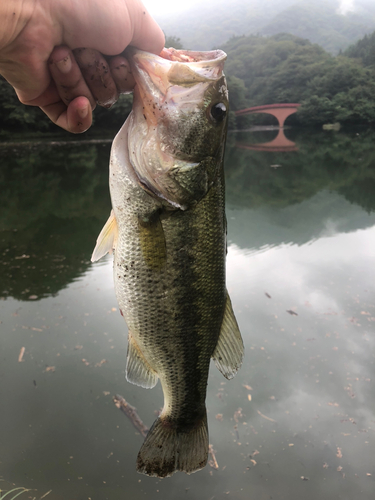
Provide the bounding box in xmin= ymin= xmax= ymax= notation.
xmin=77 ymin=105 xmax=89 ymax=119
xmin=55 ymin=54 xmax=72 ymax=74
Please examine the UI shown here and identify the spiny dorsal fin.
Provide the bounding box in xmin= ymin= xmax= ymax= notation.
xmin=91 ymin=210 xmax=118 ymax=262
xmin=126 ymin=333 xmax=158 ymax=389
xmin=212 ymin=292 xmax=244 ymax=379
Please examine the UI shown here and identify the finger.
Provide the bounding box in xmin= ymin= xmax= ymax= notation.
xmin=73 ymin=48 xmax=118 ymax=108
xmin=109 ymin=56 xmax=136 ymax=93
xmin=129 ymin=5 xmax=165 ymax=54
xmin=41 ymin=95 xmax=92 ymax=134
xmin=49 ymin=46 xmax=97 ymax=110
xmin=56 ymin=1 xmax=165 ymax=56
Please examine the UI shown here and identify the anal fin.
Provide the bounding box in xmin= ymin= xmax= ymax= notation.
xmin=212 ymin=292 xmax=244 ymax=379
xmin=126 ymin=333 xmax=158 ymax=389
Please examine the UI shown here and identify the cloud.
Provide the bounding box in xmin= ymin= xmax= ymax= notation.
xmin=337 ymin=0 xmax=356 ymax=15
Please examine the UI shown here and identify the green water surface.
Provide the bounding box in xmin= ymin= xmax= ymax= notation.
xmin=0 ymin=128 xmax=374 ymax=500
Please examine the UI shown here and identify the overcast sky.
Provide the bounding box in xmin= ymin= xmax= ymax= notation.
xmin=142 ymin=0 xmax=361 ymax=18
xmin=142 ymin=0 xmax=201 ymax=16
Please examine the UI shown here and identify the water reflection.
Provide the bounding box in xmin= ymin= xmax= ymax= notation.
xmin=1 ymin=130 xmax=375 ymax=301
xmin=226 ymin=128 xmax=375 ymax=213
xmin=1 ymin=129 xmax=375 ymax=499
xmin=236 ymin=128 xmax=298 ymax=152
xmin=0 ymin=142 xmax=112 ymax=300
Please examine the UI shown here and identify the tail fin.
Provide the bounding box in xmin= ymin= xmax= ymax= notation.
xmin=136 ymin=414 xmax=208 ymax=478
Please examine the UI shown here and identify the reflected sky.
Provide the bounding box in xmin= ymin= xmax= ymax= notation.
xmin=1 ymin=130 xmax=375 ymax=499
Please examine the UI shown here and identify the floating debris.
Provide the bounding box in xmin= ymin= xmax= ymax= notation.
xmin=40 ymin=490 xmax=52 ymax=499
xmin=286 ymin=310 xmax=298 ymax=316
xmin=113 ymin=394 xmax=149 ymax=438
xmin=18 ymin=347 xmax=25 ymax=362
xmin=336 ymin=447 xmax=343 ymax=459
xmin=208 ymin=444 xmax=219 ymax=469
xmin=95 ymin=359 xmax=107 ymax=367
xmin=257 ymin=410 xmax=276 ymax=422
xmin=234 ymin=408 xmax=243 ymax=423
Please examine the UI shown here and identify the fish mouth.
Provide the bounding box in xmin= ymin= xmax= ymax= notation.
xmin=126 ymin=47 xmax=227 ymax=125
xmin=125 ymin=47 xmax=227 ymax=210
xmin=127 ymin=46 xmax=227 ymax=85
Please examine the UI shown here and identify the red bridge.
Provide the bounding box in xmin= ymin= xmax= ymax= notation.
xmin=235 ymin=103 xmax=301 ymax=128
xmin=236 ymin=129 xmax=298 ymax=152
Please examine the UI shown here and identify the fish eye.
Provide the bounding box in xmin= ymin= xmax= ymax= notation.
xmin=210 ymin=103 xmax=227 ymax=122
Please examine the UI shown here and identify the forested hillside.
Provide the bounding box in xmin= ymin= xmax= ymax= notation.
xmin=2 ymin=29 xmax=375 ymax=134
xmin=223 ymin=33 xmax=375 ymax=127
xmin=344 ymin=30 xmax=375 ymax=66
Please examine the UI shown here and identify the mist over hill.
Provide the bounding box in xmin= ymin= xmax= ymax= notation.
xmin=156 ymin=0 xmax=375 ymax=54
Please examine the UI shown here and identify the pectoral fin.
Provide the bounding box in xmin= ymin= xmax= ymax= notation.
xmin=91 ymin=210 xmax=118 ymax=262
xmin=126 ymin=333 xmax=158 ymax=389
xmin=212 ymin=292 xmax=244 ymax=379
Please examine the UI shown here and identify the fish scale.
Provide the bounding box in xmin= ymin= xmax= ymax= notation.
xmin=92 ymin=47 xmax=244 ymax=478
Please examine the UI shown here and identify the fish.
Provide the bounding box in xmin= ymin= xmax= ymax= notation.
xmin=92 ymin=47 xmax=244 ymax=477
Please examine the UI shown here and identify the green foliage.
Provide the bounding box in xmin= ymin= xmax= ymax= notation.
xmin=222 ymin=31 xmax=375 ymax=127
xmin=0 ymin=75 xmax=133 ymax=134
xmin=164 ymin=35 xmax=183 ymax=49
xmin=297 ymin=95 xmax=335 ymax=125
xmin=345 ymin=31 xmax=375 ymax=67
xmin=227 ymin=75 xmax=247 ymax=111
xmin=93 ymin=93 xmax=133 ymax=129
xmin=0 ymin=77 xmax=53 ymax=132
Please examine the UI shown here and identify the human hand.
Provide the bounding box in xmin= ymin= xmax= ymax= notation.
xmin=0 ymin=0 xmax=164 ymax=133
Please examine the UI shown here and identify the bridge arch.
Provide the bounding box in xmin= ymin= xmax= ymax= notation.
xmin=235 ymin=103 xmax=301 ymax=128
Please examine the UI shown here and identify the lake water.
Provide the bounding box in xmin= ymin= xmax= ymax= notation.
xmin=1 ymin=128 xmax=374 ymax=500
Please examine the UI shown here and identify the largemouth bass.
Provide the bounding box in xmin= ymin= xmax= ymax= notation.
xmin=92 ymin=47 xmax=244 ymax=478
